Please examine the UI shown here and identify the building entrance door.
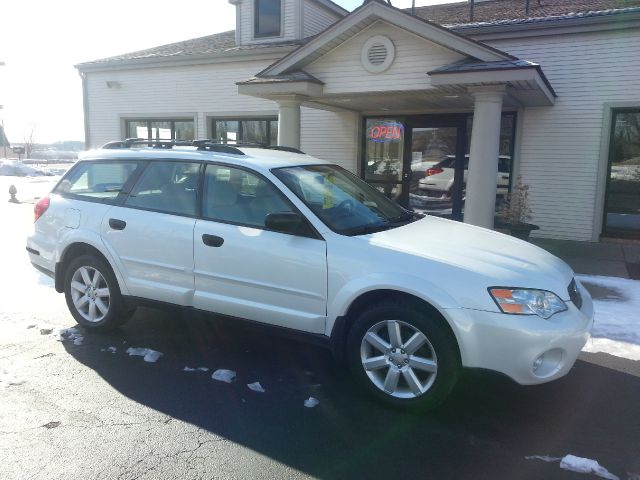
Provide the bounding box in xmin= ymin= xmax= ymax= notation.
xmin=363 ymin=116 xmax=467 ymax=220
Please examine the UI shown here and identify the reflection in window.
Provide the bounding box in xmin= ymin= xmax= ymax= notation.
xmin=125 ymin=119 xmax=195 ymax=141
xmin=213 ymin=118 xmax=278 ymax=146
xmin=364 ymin=119 xmax=404 ymax=184
xmin=55 ymin=162 xmax=140 ymax=202
xmin=255 ymin=0 xmax=281 ymax=37
xmin=605 ymin=109 xmax=640 ymax=236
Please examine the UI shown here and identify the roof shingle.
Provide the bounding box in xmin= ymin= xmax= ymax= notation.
xmin=410 ymin=0 xmax=640 ymax=26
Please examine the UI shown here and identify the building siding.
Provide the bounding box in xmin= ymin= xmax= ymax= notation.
xmin=305 ymin=21 xmax=465 ymax=95
xmin=301 ymin=108 xmax=359 ymax=171
xmin=303 ymin=0 xmax=341 ymax=38
xmin=485 ymin=28 xmax=640 ymax=241
xmin=85 ymin=60 xmax=280 ymax=148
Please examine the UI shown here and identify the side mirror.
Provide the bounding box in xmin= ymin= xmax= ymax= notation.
xmin=265 ymin=212 xmax=306 ymax=234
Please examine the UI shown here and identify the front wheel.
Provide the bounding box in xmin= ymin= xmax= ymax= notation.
xmin=64 ymin=254 xmax=134 ymax=332
xmin=346 ymin=300 xmax=459 ymax=410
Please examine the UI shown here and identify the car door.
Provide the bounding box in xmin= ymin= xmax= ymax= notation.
xmin=193 ymin=163 xmax=327 ymax=334
xmin=101 ymin=160 xmax=201 ymax=306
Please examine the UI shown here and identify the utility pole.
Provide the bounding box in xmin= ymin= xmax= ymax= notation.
xmin=470 ymin=0 xmax=475 ymax=21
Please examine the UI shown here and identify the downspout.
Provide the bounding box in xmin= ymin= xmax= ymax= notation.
xmin=79 ymin=71 xmax=90 ymax=148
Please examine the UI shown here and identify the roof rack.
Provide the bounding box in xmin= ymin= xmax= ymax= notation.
xmin=99 ymin=139 xmax=306 ymax=155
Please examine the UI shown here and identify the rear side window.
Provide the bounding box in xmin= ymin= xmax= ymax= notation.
xmin=56 ymin=161 xmax=140 ymax=202
xmin=125 ymin=161 xmax=200 ymax=217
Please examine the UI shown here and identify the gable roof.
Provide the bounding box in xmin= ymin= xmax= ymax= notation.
xmin=259 ymin=0 xmax=515 ymax=78
xmin=410 ymin=0 xmax=640 ymax=26
xmin=76 ymin=30 xmax=303 ymax=69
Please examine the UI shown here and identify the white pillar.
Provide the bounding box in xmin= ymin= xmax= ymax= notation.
xmin=463 ymin=85 xmax=506 ymax=229
xmin=276 ymin=96 xmax=302 ymax=149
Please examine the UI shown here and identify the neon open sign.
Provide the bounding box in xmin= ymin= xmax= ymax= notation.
xmin=368 ymin=121 xmax=404 ymax=143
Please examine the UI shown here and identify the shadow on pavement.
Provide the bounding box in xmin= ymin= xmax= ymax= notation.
xmin=63 ymin=307 xmax=640 ymax=479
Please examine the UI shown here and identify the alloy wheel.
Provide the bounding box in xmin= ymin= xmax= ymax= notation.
xmin=360 ymin=320 xmax=438 ymax=399
xmin=69 ymin=266 xmax=111 ymax=323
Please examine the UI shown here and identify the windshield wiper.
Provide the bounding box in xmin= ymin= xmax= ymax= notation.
xmin=342 ymin=222 xmax=394 ymax=236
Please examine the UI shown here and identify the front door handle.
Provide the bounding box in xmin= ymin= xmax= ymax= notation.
xmin=109 ymin=218 xmax=127 ymax=230
xmin=202 ymin=234 xmax=224 ymax=247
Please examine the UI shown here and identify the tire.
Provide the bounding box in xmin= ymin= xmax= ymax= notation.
xmin=346 ymin=300 xmax=459 ymax=410
xmin=64 ymin=254 xmax=134 ymax=332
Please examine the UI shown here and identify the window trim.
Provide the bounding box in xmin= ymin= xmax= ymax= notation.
xmin=253 ymin=0 xmax=283 ymax=39
xmin=211 ymin=117 xmax=278 ymax=146
xmin=201 ymin=162 xmax=323 ymax=240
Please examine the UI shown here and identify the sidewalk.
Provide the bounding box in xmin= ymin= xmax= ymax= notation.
xmin=531 ymin=238 xmax=640 ymax=279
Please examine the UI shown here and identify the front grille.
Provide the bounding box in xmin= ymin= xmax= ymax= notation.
xmin=568 ymin=279 xmax=582 ymax=310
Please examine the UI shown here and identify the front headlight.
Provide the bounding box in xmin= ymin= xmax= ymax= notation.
xmin=489 ymin=288 xmax=568 ymax=319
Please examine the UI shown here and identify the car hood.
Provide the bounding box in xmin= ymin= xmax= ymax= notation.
xmin=363 ymin=215 xmax=574 ymax=303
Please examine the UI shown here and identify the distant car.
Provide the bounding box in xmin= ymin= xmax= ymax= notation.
xmin=27 ymin=140 xmax=593 ymax=410
xmin=419 ymin=155 xmax=511 ymax=196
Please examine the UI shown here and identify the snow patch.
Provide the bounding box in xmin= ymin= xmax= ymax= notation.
xmin=526 ymin=454 xmax=619 ymax=480
xmin=126 ymin=347 xmax=163 ymax=363
xmin=53 ymin=327 xmax=84 ymax=345
xmin=304 ymin=397 xmax=319 ymax=408
xmin=560 ymin=454 xmax=619 ymax=480
xmin=0 ymin=159 xmax=51 ymax=177
xmin=211 ymin=369 xmax=236 ymax=383
xmin=101 ymin=346 xmax=117 ymax=354
xmin=183 ymin=366 xmax=209 ymax=372
xmin=578 ymin=275 xmax=640 ymax=361
xmin=247 ymin=382 xmax=265 ymax=393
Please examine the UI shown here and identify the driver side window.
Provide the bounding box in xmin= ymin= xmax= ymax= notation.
xmin=202 ymin=164 xmax=294 ymax=229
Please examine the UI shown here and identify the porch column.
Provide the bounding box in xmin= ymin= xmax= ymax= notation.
xmin=276 ymin=96 xmax=302 ymax=149
xmin=463 ymin=85 xmax=506 ymax=228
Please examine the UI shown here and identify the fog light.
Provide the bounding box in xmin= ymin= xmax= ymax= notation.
xmin=531 ymin=349 xmax=564 ymax=378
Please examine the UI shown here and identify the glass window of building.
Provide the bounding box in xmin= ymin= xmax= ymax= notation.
xmin=125 ymin=119 xmax=195 ymax=141
xmin=213 ymin=118 xmax=278 ymax=146
xmin=255 ymin=0 xmax=281 ymax=38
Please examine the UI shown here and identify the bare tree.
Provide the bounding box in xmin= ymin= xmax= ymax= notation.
xmin=23 ymin=125 xmax=36 ymax=159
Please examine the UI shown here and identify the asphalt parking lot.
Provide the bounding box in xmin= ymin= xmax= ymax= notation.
xmin=1 ymin=186 xmax=639 ymax=480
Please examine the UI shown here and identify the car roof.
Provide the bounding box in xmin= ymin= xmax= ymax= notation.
xmin=78 ymin=146 xmax=332 ymax=174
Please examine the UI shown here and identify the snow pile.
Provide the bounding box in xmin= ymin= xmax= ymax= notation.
xmin=247 ymin=382 xmax=265 ymax=393
xmin=304 ymin=397 xmax=319 ymax=408
xmin=211 ymin=369 xmax=236 ymax=383
xmin=560 ymin=455 xmax=619 ymax=480
xmin=101 ymin=346 xmax=117 ymax=353
xmin=578 ymin=275 xmax=640 ymax=361
xmin=526 ymin=454 xmax=619 ymax=480
xmin=0 ymin=159 xmax=49 ymax=177
xmin=53 ymin=327 xmax=84 ymax=345
xmin=126 ymin=347 xmax=163 ymax=363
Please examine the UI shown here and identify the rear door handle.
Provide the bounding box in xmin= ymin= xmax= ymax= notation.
xmin=109 ymin=218 xmax=127 ymax=230
xmin=202 ymin=234 xmax=224 ymax=247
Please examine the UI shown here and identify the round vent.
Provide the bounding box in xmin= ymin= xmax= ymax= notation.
xmin=361 ymin=35 xmax=395 ymax=73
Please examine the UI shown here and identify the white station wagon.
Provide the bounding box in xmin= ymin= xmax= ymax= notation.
xmin=27 ymin=140 xmax=594 ymax=409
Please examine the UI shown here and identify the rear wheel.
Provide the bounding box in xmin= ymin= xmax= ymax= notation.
xmin=64 ymin=254 xmax=134 ymax=332
xmin=346 ymin=300 xmax=459 ymax=410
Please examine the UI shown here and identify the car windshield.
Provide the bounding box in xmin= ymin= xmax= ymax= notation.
xmin=273 ymin=164 xmax=419 ymax=236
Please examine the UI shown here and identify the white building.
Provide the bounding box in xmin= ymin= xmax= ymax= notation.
xmin=76 ymin=0 xmax=640 ymax=242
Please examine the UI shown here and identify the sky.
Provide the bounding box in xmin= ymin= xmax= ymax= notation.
xmin=0 ymin=0 xmax=452 ymax=145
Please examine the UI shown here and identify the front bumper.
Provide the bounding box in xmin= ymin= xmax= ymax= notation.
xmin=445 ymin=282 xmax=594 ymax=385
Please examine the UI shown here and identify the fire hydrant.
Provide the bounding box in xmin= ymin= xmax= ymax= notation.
xmin=8 ymin=185 xmax=19 ymax=203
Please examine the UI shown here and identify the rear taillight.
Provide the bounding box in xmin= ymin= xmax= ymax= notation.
xmin=34 ymin=197 xmax=50 ymax=222
xmin=426 ymin=167 xmax=444 ymax=176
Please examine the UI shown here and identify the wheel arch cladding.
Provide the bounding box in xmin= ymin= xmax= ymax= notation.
xmin=56 ymin=242 xmax=117 ymax=293
xmin=330 ymin=289 xmax=462 ymax=365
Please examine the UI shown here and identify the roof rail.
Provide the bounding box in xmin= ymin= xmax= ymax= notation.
xmin=99 ymin=139 xmax=306 ymax=155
